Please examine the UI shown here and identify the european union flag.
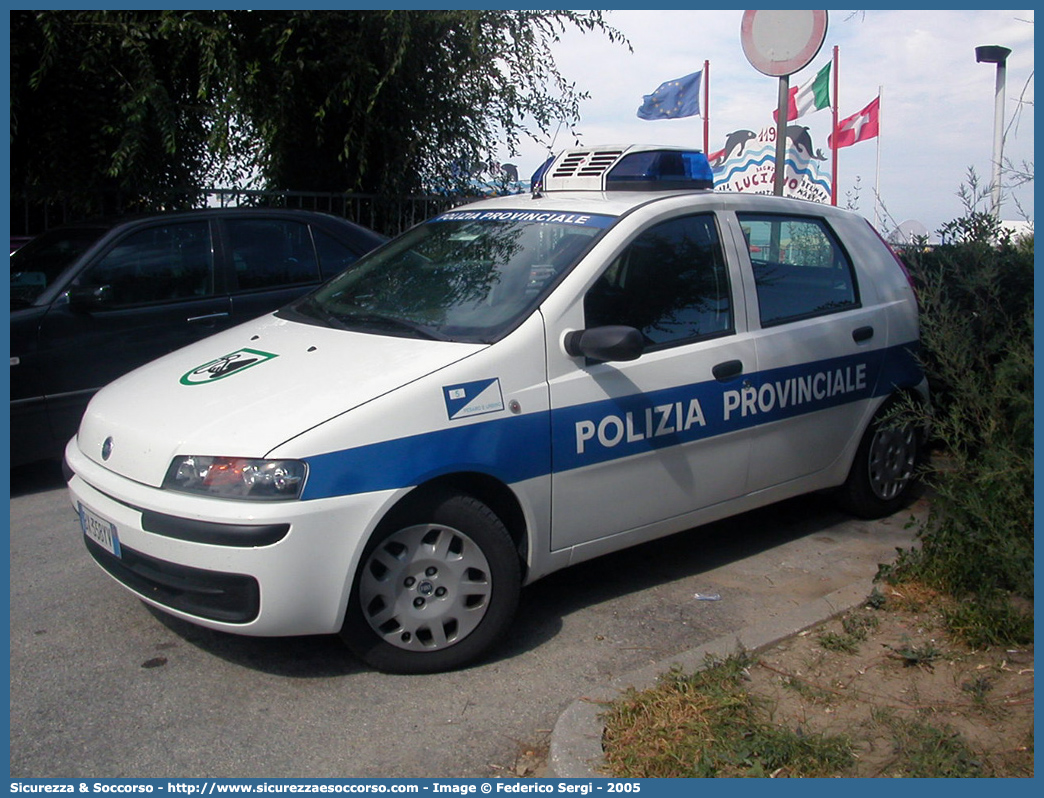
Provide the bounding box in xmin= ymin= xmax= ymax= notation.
xmin=636 ymin=71 xmax=702 ymax=120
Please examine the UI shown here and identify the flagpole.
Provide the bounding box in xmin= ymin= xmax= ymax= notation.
xmin=874 ymin=86 xmax=883 ymax=227
xmin=703 ymin=60 xmax=710 ymax=153
xmin=831 ymin=46 xmax=839 ymax=205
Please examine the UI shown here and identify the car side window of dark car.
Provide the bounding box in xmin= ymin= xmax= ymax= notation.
xmin=76 ymin=222 xmax=215 ymax=307
xmin=583 ymin=213 xmax=733 ymax=350
xmin=738 ymin=214 xmax=860 ymax=327
xmin=10 ymin=227 xmax=107 ymax=308
xmin=312 ymin=228 xmax=364 ymax=280
xmin=226 ymin=219 xmax=322 ymax=291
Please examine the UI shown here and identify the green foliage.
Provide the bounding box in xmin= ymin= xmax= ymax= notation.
xmin=942 ymin=594 xmax=1034 ymax=649
xmin=865 ymin=587 xmax=888 ymax=609
xmin=11 ymin=11 xmax=244 ymax=208
xmin=818 ymin=613 xmax=879 ymax=654
xmin=228 ymin=10 xmax=627 ymax=194
xmin=870 ymin=710 xmax=988 ymax=777
xmin=12 ymin=10 xmax=628 ymax=206
xmin=938 ymin=210 xmax=1007 ymax=245
xmin=887 ymin=639 xmax=942 ymax=668
xmin=889 ymin=201 xmax=1033 ymax=644
xmin=960 ymin=674 xmax=994 ymax=706
xmin=817 ymin=631 xmax=859 ymax=654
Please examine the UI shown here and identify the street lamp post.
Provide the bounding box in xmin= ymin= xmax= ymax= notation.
xmin=975 ymin=45 xmax=1011 ymax=218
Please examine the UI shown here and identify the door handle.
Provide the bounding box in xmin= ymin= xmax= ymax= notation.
xmin=187 ymin=312 xmax=231 ymax=324
xmin=852 ymin=325 xmax=874 ymax=343
xmin=713 ymin=360 xmax=744 ymax=382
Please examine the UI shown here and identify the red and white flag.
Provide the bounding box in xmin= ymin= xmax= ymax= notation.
xmin=830 ymin=96 xmax=880 ymax=149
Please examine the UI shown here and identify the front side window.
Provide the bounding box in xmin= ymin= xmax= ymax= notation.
xmin=739 ymin=214 xmax=859 ymax=327
xmin=77 ymin=222 xmax=214 ymax=307
xmin=584 ymin=214 xmax=732 ymax=349
xmin=287 ymin=210 xmax=613 ymax=342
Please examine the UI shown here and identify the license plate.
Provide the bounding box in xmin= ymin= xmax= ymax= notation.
xmin=79 ymin=503 xmax=121 ymax=558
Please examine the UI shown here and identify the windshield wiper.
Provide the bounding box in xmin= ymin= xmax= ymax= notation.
xmin=291 ymin=297 xmax=451 ymax=341
xmin=343 ymin=312 xmax=451 ymax=342
xmin=305 ymin=302 xmax=354 ymax=331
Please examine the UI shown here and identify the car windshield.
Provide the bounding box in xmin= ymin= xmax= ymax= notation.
xmin=285 ymin=210 xmax=614 ymax=343
xmin=10 ymin=226 xmax=107 ymax=308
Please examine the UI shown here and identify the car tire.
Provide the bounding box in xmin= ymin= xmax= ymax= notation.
xmin=836 ymin=399 xmax=921 ymax=519
xmin=340 ymin=489 xmax=521 ymax=674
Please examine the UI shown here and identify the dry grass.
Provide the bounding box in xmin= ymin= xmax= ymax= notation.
xmin=599 ymin=583 xmax=1034 ymax=778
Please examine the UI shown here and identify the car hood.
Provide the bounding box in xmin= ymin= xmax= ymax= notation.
xmin=75 ymin=314 xmax=482 ymax=487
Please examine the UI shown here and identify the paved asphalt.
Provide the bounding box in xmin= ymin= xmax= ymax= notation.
xmin=9 ymin=459 xmax=921 ymax=779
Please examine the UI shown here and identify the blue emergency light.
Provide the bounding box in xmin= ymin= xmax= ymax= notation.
xmin=532 ymin=146 xmax=714 ymax=193
xmin=605 ymin=150 xmax=714 ymax=190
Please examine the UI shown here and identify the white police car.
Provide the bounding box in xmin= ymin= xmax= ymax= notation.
xmin=65 ymin=145 xmax=926 ymax=673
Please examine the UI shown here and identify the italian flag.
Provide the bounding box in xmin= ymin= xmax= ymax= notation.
xmin=775 ymin=62 xmax=831 ymax=123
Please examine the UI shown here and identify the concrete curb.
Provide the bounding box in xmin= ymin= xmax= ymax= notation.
xmin=547 ymin=578 xmax=879 ymax=778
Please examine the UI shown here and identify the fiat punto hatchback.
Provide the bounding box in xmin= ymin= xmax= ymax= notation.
xmin=66 ymin=145 xmax=926 ymax=673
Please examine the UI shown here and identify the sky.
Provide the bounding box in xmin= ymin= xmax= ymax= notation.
xmin=497 ymin=9 xmax=1035 ymax=240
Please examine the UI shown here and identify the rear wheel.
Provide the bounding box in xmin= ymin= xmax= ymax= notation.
xmin=340 ymin=490 xmax=521 ymax=674
xmin=837 ymin=401 xmax=921 ymax=519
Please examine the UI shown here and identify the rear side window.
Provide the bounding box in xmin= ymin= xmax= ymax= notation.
xmin=77 ymin=222 xmax=214 ymax=307
xmin=227 ymin=219 xmax=321 ymax=290
xmin=738 ymin=214 xmax=859 ymax=327
xmin=584 ymin=213 xmax=732 ymax=349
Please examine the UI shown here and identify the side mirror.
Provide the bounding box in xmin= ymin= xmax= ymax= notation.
xmin=564 ymin=325 xmax=645 ymax=363
xmin=66 ymin=284 xmax=112 ymax=312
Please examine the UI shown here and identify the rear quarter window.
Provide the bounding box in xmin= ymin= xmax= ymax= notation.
xmin=738 ymin=214 xmax=859 ymax=327
xmin=313 ymin=228 xmax=363 ymax=280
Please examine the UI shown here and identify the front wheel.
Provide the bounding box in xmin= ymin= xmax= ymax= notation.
xmin=340 ymin=490 xmax=521 ymax=674
xmin=836 ymin=401 xmax=921 ymax=519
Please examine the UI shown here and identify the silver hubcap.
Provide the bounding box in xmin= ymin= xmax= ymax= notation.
xmin=867 ymin=425 xmax=917 ymax=501
xmin=359 ymin=524 xmax=492 ymax=652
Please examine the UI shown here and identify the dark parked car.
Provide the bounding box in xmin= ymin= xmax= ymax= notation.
xmin=10 ymin=236 xmax=34 ymax=253
xmin=11 ymin=208 xmax=386 ymax=466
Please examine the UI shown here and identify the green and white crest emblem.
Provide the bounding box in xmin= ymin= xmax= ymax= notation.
xmin=180 ymin=348 xmax=278 ymax=385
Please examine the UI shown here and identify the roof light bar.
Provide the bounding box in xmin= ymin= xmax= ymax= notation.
xmin=533 ymin=145 xmax=714 ymax=193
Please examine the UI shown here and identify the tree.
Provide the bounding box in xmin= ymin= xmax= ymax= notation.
xmin=11 ymin=10 xmax=242 ymax=210
xmin=11 ymin=10 xmax=627 ymax=209
xmin=227 ymin=10 xmax=627 ymax=194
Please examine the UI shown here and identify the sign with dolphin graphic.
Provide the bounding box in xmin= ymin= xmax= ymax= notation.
xmin=710 ymin=125 xmax=831 ymax=204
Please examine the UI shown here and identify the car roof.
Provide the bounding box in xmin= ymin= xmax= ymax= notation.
xmin=456 ymin=187 xmax=850 ymax=221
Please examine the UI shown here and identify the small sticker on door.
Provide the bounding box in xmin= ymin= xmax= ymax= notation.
xmin=443 ymin=378 xmax=504 ymax=420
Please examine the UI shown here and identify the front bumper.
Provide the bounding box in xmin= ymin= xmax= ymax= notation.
xmin=65 ymin=438 xmax=399 ymax=637
xmin=83 ymin=535 xmax=260 ymax=623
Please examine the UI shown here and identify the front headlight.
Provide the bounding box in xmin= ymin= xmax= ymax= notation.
xmin=163 ymin=456 xmax=307 ymax=501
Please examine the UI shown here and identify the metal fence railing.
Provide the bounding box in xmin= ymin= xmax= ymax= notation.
xmin=10 ymin=187 xmax=474 ymax=240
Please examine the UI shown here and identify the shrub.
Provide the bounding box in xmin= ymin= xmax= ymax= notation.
xmin=886 ymin=213 xmax=1033 ymax=641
